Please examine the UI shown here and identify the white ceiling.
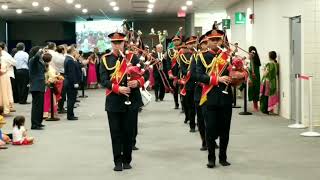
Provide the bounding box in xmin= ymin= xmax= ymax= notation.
xmin=0 ymin=0 xmax=240 ymax=21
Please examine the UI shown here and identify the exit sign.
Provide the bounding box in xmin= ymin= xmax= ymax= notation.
xmin=235 ymin=12 xmax=246 ymax=24
xmin=222 ymin=19 xmax=231 ymax=29
xmin=177 ymin=10 xmax=186 ymax=17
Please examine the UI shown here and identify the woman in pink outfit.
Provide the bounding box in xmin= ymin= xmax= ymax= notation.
xmin=87 ymin=53 xmax=98 ymax=89
xmin=43 ymin=53 xmax=63 ymax=119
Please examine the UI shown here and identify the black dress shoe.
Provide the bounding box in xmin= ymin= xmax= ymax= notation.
xmin=113 ymin=164 xmax=123 ymax=171
xmin=174 ymin=106 xmax=179 ymax=109
xmin=160 ymin=99 xmax=164 ymax=101
xmin=31 ymin=126 xmax=44 ymax=130
xmin=189 ymin=129 xmax=196 ymax=133
xmin=58 ymin=109 xmax=67 ymax=114
xmin=39 ymin=124 xmax=46 ymax=128
xmin=219 ymin=160 xmax=231 ymax=166
xmin=0 ymin=146 xmax=8 ymax=149
xmin=207 ymin=161 xmax=216 ymax=169
xmin=132 ymin=146 xmax=139 ymax=151
xmin=123 ymin=163 xmax=132 ymax=170
xmin=155 ymin=99 xmax=159 ymax=102
xmin=200 ymin=146 xmax=208 ymax=151
xmin=68 ymin=117 xmax=79 ymax=121
xmin=184 ymin=119 xmax=189 ymax=124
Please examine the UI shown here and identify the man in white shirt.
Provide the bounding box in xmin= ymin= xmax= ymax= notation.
xmin=14 ymin=42 xmax=30 ymax=104
xmin=47 ymin=42 xmax=59 ymax=71
xmin=54 ymin=45 xmax=66 ymax=75
xmin=56 ymin=45 xmax=67 ymax=113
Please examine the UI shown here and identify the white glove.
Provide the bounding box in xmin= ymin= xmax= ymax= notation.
xmin=74 ymin=84 xmax=79 ymax=88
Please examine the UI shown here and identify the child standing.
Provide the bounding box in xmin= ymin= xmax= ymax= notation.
xmin=12 ymin=116 xmax=34 ymax=145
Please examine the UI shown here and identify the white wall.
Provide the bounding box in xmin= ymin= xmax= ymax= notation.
xmin=194 ymin=12 xmax=228 ymax=34
xmin=302 ymin=0 xmax=320 ymax=125
xmin=227 ymin=0 xmax=303 ymax=121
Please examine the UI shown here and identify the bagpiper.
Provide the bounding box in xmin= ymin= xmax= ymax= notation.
xmin=179 ymin=36 xmax=198 ymax=132
xmin=167 ymin=35 xmax=182 ymax=109
xmin=100 ymin=32 xmax=144 ymax=171
xmin=197 ymin=30 xmax=233 ymax=168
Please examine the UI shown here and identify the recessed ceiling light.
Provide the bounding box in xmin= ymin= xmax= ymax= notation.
xmin=82 ymin=8 xmax=88 ymax=13
xmin=110 ymin=1 xmax=116 ymax=6
xmin=149 ymin=0 xmax=156 ymax=3
xmin=148 ymin=4 xmax=154 ymax=8
xmin=66 ymin=0 xmax=74 ymax=4
xmin=147 ymin=8 xmax=152 ymax=13
xmin=186 ymin=1 xmax=193 ymax=6
xmin=113 ymin=6 xmax=119 ymax=11
xmin=16 ymin=9 xmax=23 ymax=14
xmin=1 ymin=4 xmax=8 ymax=10
xmin=43 ymin=7 xmax=50 ymax=12
xmin=75 ymin=4 xmax=81 ymax=9
xmin=181 ymin=6 xmax=187 ymax=11
xmin=32 ymin=2 xmax=39 ymax=7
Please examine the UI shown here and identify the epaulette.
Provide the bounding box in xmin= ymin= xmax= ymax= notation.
xmin=103 ymin=51 xmax=113 ymax=57
xmin=101 ymin=52 xmax=117 ymax=71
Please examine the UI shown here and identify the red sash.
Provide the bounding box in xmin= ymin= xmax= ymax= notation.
xmin=199 ymin=51 xmax=229 ymax=106
xmin=104 ymin=53 xmax=134 ymax=96
xmin=180 ymin=71 xmax=191 ymax=96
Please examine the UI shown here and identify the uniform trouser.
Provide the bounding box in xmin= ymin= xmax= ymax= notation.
xmin=132 ymin=110 xmax=139 ymax=147
xmin=10 ymin=77 xmax=18 ymax=103
xmin=204 ymin=105 xmax=232 ymax=162
xmin=170 ymin=80 xmax=179 ymax=107
xmin=182 ymin=90 xmax=196 ymax=129
xmin=16 ymin=69 xmax=29 ymax=103
xmin=107 ymin=110 xmax=135 ymax=165
xmin=66 ymin=88 xmax=77 ymax=119
xmin=58 ymin=83 xmax=66 ymax=111
xmin=154 ymin=77 xmax=165 ymax=100
xmin=195 ymin=102 xmax=206 ymax=147
xmin=31 ymin=91 xmax=44 ymax=127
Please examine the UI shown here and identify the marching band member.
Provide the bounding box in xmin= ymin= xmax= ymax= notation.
xmin=179 ymin=36 xmax=198 ymax=132
xmin=197 ymin=30 xmax=233 ymax=168
xmin=167 ymin=35 xmax=182 ymax=109
xmin=152 ymin=44 xmax=167 ymax=102
xmin=192 ymin=35 xmax=208 ymax=150
xmin=100 ymin=32 xmax=144 ymax=171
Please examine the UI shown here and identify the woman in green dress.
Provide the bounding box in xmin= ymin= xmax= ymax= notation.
xmin=260 ymin=51 xmax=279 ymax=114
xmin=248 ymin=46 xmax=261 ymax=112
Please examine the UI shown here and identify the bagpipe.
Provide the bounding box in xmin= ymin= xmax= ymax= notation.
xmin=121 ymin=22 xmax=174 ymax=104
xmin=200 ymin=28 xmax=249 ymax=105
xmin=219 ymin=28 xmax=249 ymax=87
xmin=131 ymin=45 xmax=174 ymax=94
xmin=125 ymin=29 xmax=174 ymax=94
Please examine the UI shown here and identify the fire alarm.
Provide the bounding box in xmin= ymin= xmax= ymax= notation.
xmin=249 ymin=13 xmax=255 ymax=24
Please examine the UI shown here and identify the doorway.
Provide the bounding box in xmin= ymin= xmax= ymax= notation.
xmin=290 ymin=16 xmax=302 ymax=121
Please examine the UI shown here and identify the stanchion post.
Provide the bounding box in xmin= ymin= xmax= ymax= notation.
xmin=288 ymin=74 xmax=306 ymax=129
xmin=79 ymin=74 xmax=88 ymax=98
xmin=239 ymin=80 xmax=252 ymax=115
xmin=301 ymin=76 xmax=320 ymax=137
xmin=232 ymin=86 xmax=241 ymax=108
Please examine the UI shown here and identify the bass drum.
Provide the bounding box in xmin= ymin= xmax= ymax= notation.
xmin=140 ymin=80 xmax=152 ymax=106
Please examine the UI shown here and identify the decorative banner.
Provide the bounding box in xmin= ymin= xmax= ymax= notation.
xmin=222 ymin=19 xmax=231 ymax=29
xmin=235 ymin=12 xmax=246 ymax=24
